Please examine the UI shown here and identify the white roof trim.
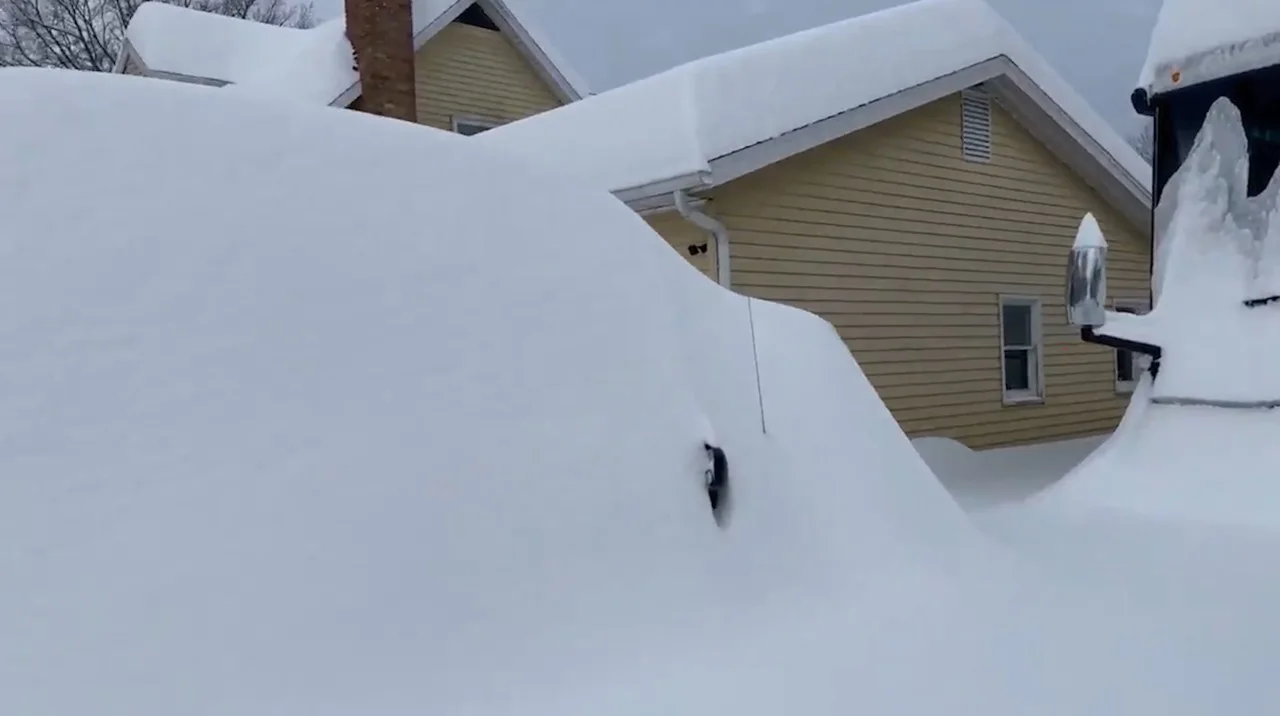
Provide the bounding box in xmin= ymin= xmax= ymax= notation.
xmin=705 ymin=59 xmax=1006 ymax=189
xmin=330 ymin=0 xmax=587 ymax=108
xmin=112 ymin=39 xmax=229 ymax=87
xmin=987 ymin=67 xmax=1150 ymax=228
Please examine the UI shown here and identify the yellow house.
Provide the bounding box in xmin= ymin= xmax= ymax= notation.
xmin=478 ymin=0 xmax=1154 ymax=448
xmin=116 ymin=0 xmax=1152 ymax=449
xmin=114 ymin=0 xmax=586 ymax=133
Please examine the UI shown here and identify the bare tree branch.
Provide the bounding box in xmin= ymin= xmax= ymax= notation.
xmin=0 ymin=0 xmax=315 ymax=71
xmin=1129 ymin=119 xmax=1155 ymax=163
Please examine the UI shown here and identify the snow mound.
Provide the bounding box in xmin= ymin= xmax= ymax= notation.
xmin=1036 ymin=99 xmax=1280 ymax=526
xmin=1097 ymin=97 xmax=1280 ymax=405
xmin=0 ymin=68 xmax=977 ymax=714
xmin=1030 ymin=376 xmax=1280 ymax=528
xmin=476 ymin=0 xmax=1147 ymax=196
xmin=1139 ymin=0 xmax=1280 ymax=98
xmin=223 ymin=18 xmax=356 ymax=105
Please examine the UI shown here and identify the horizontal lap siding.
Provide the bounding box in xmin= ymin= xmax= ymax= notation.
xmin=414 ymin=22 xmax=563 ymax=131
xmin=645 ymin=213 xmax=717 ymax=280
xmin=709 ymin=93 xmax=1150 ymax=449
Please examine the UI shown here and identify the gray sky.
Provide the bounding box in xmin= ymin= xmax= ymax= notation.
xmin=314 ymin=0 xmax=1162 ymax=137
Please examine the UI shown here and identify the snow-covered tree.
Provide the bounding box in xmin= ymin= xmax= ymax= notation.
xmin=0 ymin=0 xmax=314 ymax=72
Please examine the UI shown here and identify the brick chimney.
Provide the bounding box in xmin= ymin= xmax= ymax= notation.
xmin=346 ymin=0 xmax=417 ymax=122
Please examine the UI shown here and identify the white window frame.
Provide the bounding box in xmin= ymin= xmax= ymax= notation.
xmin=451 ymin=115 xmax=501 ymax=136
xmin=1112 ymin=299 xmax=1150 ymax=393
xmin=998 ymin=295 xmax=1044 ymax=405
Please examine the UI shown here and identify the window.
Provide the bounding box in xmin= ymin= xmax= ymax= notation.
xmin=452 ymin=117 xmax=500 ymax=136
xmin=960 ymin=87 xmax=993 ymax=162
xmin=1113 ymin=300 xmax=1149 ymax=392
xmin=999 ymin=296 xmax=1043 ymax=404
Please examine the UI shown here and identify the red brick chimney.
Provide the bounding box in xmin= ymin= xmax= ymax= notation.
xmin=345 ymin=0 xmax=417 ymax=122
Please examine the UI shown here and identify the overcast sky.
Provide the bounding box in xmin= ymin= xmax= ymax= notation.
xmin=314 ymin=0 xmax=1162 ymax=137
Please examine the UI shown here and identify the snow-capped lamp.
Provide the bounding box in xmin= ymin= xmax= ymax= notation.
xmin=1065 ymin=212 xmax=1107 ymax=327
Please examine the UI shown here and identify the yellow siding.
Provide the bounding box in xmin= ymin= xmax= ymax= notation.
xmin=703 ymin=93 xmax=1150 ymax=449
xmin=645 ymin=212 xmax=717 ymax=280
xmin=414 ymin=21 xmax=563 ymax=131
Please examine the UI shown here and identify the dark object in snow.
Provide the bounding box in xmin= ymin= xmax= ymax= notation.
xmin=1244 ymin=294 xmax=1280 ymax=308
xmin=704 ymin=442 xmax=728 ymax=522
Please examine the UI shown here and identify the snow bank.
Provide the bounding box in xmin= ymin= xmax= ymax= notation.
xmin=9 ymin=65 xmax=1280 ymax=716
xmin=476 ymin=0 xmax=1148 ymax=196
xmin=1028 ymin=99 xmax=1280 ymax=526
xmin=1098 ymin=98 xmax=1280 ymax=405
xmin=125 ymin=2 xmax=315 ymax=84
xmin=1139 ymin=0 xmax=1280 ymax=98
xmin=0 ymin=67 xmax=985 ymax=714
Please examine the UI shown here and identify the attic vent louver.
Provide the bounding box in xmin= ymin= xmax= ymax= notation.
xmin=960 ymin=87 xmax=993 ymax=162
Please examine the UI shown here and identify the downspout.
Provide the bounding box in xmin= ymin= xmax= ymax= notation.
xmin=673 ymin=190 xmax=730 ymax=288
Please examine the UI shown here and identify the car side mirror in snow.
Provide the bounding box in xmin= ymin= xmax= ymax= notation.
xmin=1065 ymin=213 xmax=1108 ymax=327
xmin=704 ymin=442 xmax=730 ymax=527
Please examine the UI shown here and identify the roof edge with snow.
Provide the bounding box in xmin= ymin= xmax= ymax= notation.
xmin=117 ymin=0 xmax=589 ymax=105
xmin=478 ymin=0 xmax=1151 ymax=231
xmin=1136 ymin=30 xmax=1280 ymax=110
xmin=617 ymin=58 xmax=1151 ymax=229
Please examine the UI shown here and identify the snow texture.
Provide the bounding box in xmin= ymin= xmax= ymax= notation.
xmin=224 ymin=18 xmax=356 ymax=105
xmin=1097 ymin=98 xmax=1280 ymax=405
xmin=7 ymin=66 xmax=1279 ymax=716
xmin=476 ymin=0 xmax=1149 ymax=196
xmin=1139 ymin=0 xmax=1280 ymax=98
xmin=1073 ymin=211 xmax=1107 ymax=249
xmin=124 ymin=1 xmax=316 ymax=85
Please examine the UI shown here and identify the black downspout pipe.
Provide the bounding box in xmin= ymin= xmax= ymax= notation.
xmin=1080 ymin=327 xmax=1163 ymax=378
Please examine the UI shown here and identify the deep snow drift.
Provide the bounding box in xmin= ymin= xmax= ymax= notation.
xmin=2 ymin=69 xmax=1278 ymax=715
xmin=978 ymin=99 xmax=1280 ymax=630
xmin=1095 ymin=98 xmax=1280 ymax=407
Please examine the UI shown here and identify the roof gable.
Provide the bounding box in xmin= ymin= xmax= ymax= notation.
xmin=477 ymin=0 xmax=1150 ymax=226
xmin=117 ymin=0 xmax=588 ymax=105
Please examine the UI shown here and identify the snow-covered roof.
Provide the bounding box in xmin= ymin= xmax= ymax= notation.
xmin=223 ymin=17 xmax=355 ymax=106
xmin=121 ymin=0 xmax=588 ymax=103
xmin=1138 ymin=0 xmax=1280 ymax=100
xmin=477 ymin=0 xmax=1150 ymax=221
xmin=123 ymin=1 xmax=312 ymax=85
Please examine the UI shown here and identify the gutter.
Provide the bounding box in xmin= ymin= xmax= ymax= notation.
xmin=673 ymin=190 xmax=730 ymax=288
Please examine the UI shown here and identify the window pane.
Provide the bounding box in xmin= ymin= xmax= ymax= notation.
xmin=1116 ymin=349 xmax=1134 ymax=382
xmin=1003 ymin=348 xmax=1031 ymax=391
xmin=1001 ymin=303 xmax=1032 ymax=346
